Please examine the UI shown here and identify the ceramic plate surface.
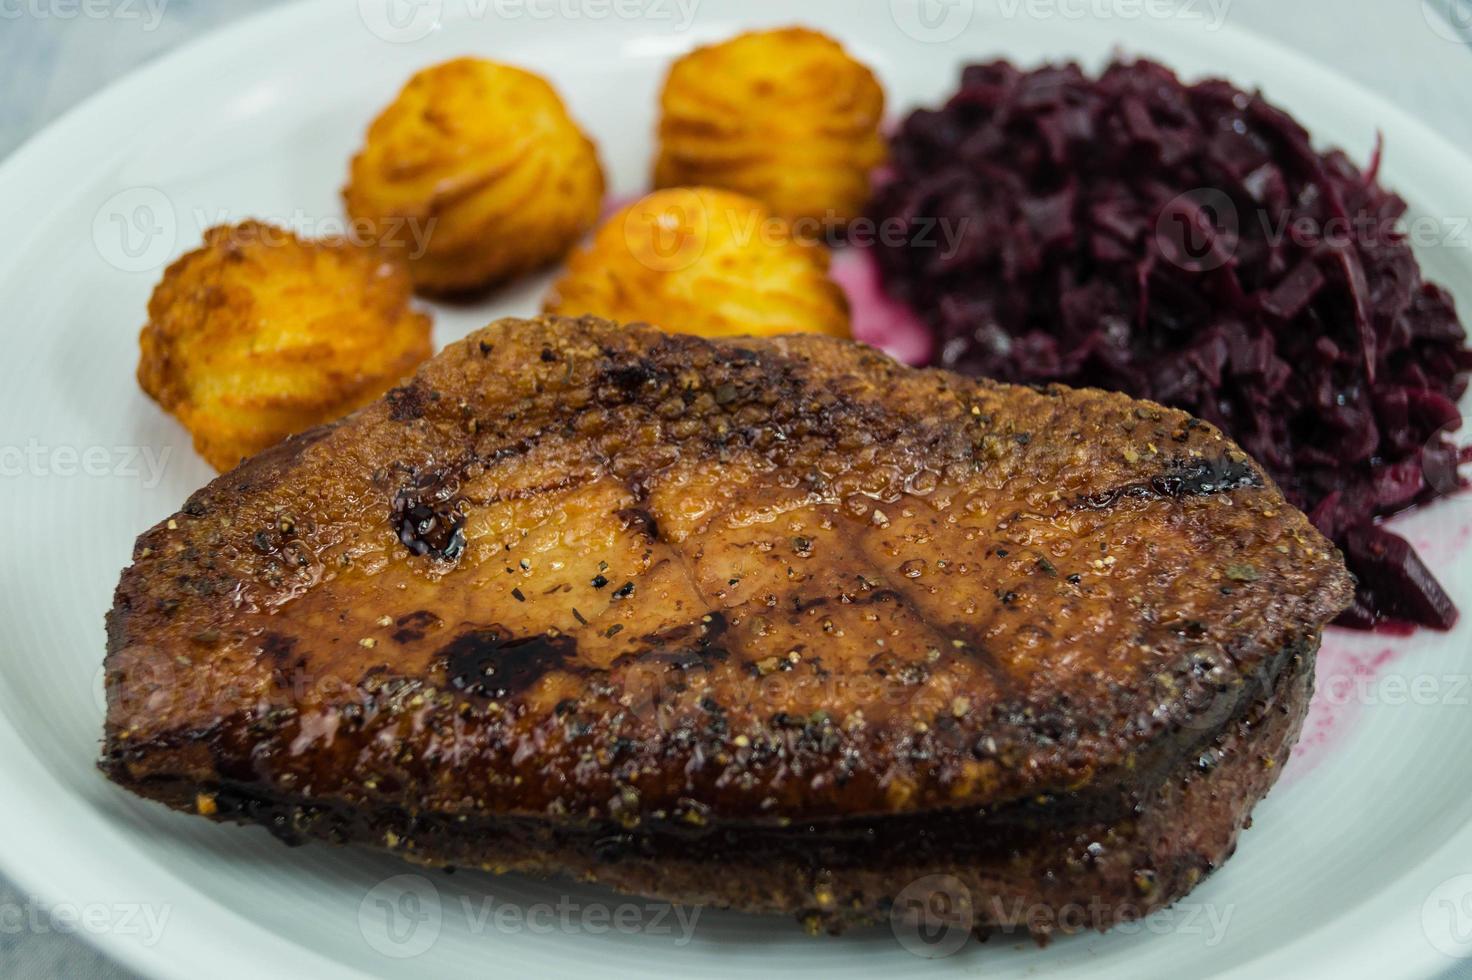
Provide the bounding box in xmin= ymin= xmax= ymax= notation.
xmin=1 ymin=1 xmax=1471 ymax=977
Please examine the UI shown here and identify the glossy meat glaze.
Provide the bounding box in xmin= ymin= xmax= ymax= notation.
xmin=102 ymin=315 xmax=1352 ymax=931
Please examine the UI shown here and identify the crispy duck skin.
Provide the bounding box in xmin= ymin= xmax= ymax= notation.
xmin=101 ymin=315 xmax=1352 ymax=935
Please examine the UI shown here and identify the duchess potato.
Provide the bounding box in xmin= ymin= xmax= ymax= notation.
xmin=653 ymin=27 xmax=886 ymax=225
xmin=344 ymin=57 xmax=606 ymax=295
xmin=543 ymin=187 xmax=850 ymax=339
xmin=137 ymin=221 xmax=433 ymax=472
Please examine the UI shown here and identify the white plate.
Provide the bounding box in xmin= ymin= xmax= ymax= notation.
xmin=2 ymin=1 xmax=1471 ymax=977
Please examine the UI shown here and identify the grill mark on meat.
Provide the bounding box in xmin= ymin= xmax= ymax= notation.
xmin=568 ymin=401 xmax=728 ymax=675
xmin=392 ymin=610 xmax=440 ymax=645
xmin=260 ymin=632 xmax=305 ymax=691
xmin=1079 ymin=455 xmax=1261 ymax=510
xmin=385 ymin=382 xmax=429 ymax=421
xmin=611 ymin=612 xmax=731 ymax=672
xmin=389 ymin=429 xmax=585 ymax=562
xmin=834 ymin=522 xmax=1016 ymax=690
xmin=615 ymin=507 xmax=660 ymax=542
xmin=600 ymin=356 xmax=669 ymax=394
xmin=890 ymin=597 xmax=1011 ymax=689
xmin=477 ymin=474 xmax=586 ymax=504
xmin=434 ymin=626 xmax=579 ymax=701
xmin=259 ymin=631 xmax=296 ymax=663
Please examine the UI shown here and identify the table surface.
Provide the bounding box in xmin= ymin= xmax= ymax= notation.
xmin=2 ymin=1 xmax=1471 ymax=976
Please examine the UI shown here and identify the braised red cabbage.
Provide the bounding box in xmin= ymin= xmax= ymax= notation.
xmin=871 ymin=59 xmax=1472 ymax=629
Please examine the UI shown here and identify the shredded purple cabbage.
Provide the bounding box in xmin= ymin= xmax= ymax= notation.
xmin=871 ymin=58 xmax=1472 ymax=630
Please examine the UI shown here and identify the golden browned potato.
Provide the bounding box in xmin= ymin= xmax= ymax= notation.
xmin=543 ymin=186 xmax=850 ymax=339
xmin=137 ymin=221 xmax=433 ymax=471
xmin=344 ymin=57 xmax=606 ymax=295
xmin=653 ymin=27 xmax=886 ymax=225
